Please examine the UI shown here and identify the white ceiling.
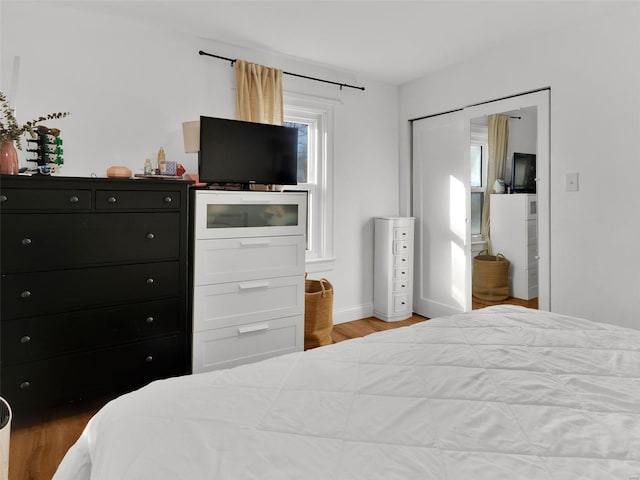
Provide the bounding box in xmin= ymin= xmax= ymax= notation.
xmin=63 ymin=0 xmax=627 ymax=85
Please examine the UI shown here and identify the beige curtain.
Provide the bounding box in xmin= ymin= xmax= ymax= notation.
xmin=482 ymin=114 xmax=509 ymax=251
xmin=235 ymin=59 xmax=283 ymax=125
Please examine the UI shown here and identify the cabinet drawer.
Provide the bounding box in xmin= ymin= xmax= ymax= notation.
xmin=1 ymin=262 xmax=180 ymax=319
xmin=192 ymin=316 xmax=302 ymax=373
xmin=194 ymin=190 xmax=307 ymax=239
xmin=96 ymin=189 xmax=181 ymax=210
xmin=393 ymin=294 xmax=411 ymax=313
xmin=393 ymin=254 xmax=410 ymax=267
xmin=393 ymin=279 xmax=410 ymax=293
xmin=2 ymin=299 xmax=182 ymax=365
xmin=1 ymin=212 xmax=180 ymax=272
xmin=393 ymin=240 xmax=410 ymax=255
xmin=393 ymin=226 xmax=412 ymax=240
xmin=194 ymin=236 xmax=305 ymax=285
xmin=1 ymin=334 xmax=186 ymax=412
xmin=393 ymin=266 xmax=410 ymax=280
xmin=0 ymin=188 xmax=91 ymax=211
xmin=193 ymin=275 xmax=304 ymax=332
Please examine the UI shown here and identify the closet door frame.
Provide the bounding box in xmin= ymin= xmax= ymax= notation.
xmin=411 ymin=89 xmax=550 ymax=316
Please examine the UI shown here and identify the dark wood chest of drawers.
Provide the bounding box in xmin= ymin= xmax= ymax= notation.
xmin=0 ymin=175 xmax=192 ymax=414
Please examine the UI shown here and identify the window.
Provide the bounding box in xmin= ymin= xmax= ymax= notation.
xmin=470 ymin=124 xmax=488 ymax=239
xmin=284 ymin=93 xmax=335 ymax=271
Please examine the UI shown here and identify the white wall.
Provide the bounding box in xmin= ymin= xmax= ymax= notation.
xmin=400 ymin=5 xmax=640 ymax=329
xmin=1 ymin=2 xmax=400 ymax=324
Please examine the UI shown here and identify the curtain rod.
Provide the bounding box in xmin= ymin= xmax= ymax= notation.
xmin=198 ymin=50 xmax=365 ymax=91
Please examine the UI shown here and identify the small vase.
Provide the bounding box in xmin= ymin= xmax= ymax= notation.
xmin=0 ymin=141 xmax=19 ymax=175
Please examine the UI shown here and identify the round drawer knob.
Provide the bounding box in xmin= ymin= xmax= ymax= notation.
xmin=145 ymin=355 xmax=153 ymax=363
xmin=21 ymin=238 xmax=32 ymax=246
xmin=0 ymin=194 xmax=7 ymax=202
xmin=146 ymin=316 xmax=154 ymax=324
xmin=69 ymin=196 xmax=79 ymax=203
xmin=21 ymin=290 xmax=31 ymax=298
xmin=163 ymin=196 xmax=172 ymax=203
xmin=146 ymin=233 xmax=155 ymax=240
xmin=107 ymin=196 xmax=117 ymax=203
xmin=20 ymin=335 xmax=31 ymax=344
xmin=20 ymin=381 xmax=31 ymax=390
xmin=146 ymin=278 xmax=154 ymax=285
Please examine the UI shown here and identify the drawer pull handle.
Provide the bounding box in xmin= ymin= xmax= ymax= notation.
xmin=239 ymin=239 xmax=272 ymax=247
xmin=21 ymin=290 xmax=31 ymax=298
xmin=146 ymin=278 xmax=155 ymax=285
xmin=21 ymin=335 xmax=31 ymax=344
xmin=163 ymin=196 xmax=172 ymax=203
xmin=21 ymin=238 xmax=32 ymax=246
xmin=0 ymin=194 xmax=7 ymax=202
xmin=145 ymin=355 xmax=153 ymax=363
xmin=146 ymin=316 xmax=154 ymax=324
xmin=107 ymin=196 xmax=117 ymax=203
xmin=20 ymin=381 xmax=30 ymax=390
xmin=238 ymin=281 xmax=270 ymax=291
xmin=238 ymin=323 xmax=269 ymax=334
xmin=69 ymin=196 xmax=79 ymax=203
xmin=146 ymin=233 xmax=155 ymax=240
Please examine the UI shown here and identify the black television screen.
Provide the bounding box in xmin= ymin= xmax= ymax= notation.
xmin=511 ymin=152 xmax=536 ymax=193
xmin=198 ymin=116 xmax=298 ymax=186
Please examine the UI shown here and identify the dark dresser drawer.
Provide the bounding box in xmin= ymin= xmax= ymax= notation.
xmin=1 ymin=261 xmax=180 ymax=319
xmin=2 ymin=335 xmax=186 ymax=412
xmin=1 ymin=212 xmax=181 ymax=272
xmin=0 ymin=188 xmax=92 ymax=210
xmin=96 ymin=189 xmax=181 ymax=210
xmin=2 ymin=299 xmax=181 ymax=365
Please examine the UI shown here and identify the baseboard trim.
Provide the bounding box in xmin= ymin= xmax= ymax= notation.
xmin=332 ymin=303 xmax=374 ymax=325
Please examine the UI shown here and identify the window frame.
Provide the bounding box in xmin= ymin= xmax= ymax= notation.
xmin=283 ymin=93 xmax=336 ymax=272
xmin=470 ymin=124 xmax=488 ymax=241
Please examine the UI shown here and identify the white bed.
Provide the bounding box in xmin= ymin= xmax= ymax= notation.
xmin=54 ymin=306 xmax=640 ymax=479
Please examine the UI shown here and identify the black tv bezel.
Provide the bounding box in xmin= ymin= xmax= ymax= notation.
xmin=511 ymin=152 xmax=537 ymax=194
xmin=198 ymin=116 xmax=298 ymax=187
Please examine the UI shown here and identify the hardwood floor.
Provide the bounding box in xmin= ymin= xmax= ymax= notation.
xmin=8 ymin=296 xmax=536 ymax=480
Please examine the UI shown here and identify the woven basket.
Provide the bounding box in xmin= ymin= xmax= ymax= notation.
xmin=472 ymin=252 xmax=510 ymax=301
xmin=304 ymin=276 xmax=334 ymax=349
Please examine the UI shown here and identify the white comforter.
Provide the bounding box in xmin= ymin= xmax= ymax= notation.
xmin=54 ymin=306 xmax=640 ymax=479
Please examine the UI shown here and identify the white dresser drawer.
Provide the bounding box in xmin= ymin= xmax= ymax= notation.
xmin=393 ymin=266 xmax=410 ymax=280
xmin=393 ymin=226 xmax=412 ymax=240
xmin=393 ymin=254 xmax=410 ymax=267
xmin=393 ymin=240 xmax=410 ymax=255
xmin=393 ymin=294 xmax=411 ymax=313
xmin=393 ymin=279 xmax=410 ymax=293
xmin=194 ymin=236 xmax=305 ymax=285
xmin=192 ymin=315 xmax=302 ymax=373
xmin=193 ymin=275 xmax=304 ymax=332
xmin=195 ymin=191 xmax=307 ymax=239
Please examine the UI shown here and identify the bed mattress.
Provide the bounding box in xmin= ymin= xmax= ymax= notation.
xmin=54 ymin=306 xmax=640 ymax=479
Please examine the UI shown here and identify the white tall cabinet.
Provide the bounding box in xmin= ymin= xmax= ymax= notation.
xmin=191 ymin=190 xmax=307 ymax=373
xmin=490 ymin=194 xmax=538 ymax=300
xmin=373 ymin=217 xmax=415 ymax=321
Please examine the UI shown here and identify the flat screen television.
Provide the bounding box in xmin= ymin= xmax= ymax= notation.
xmin=511 ymin=152 xmax=536 ymax=193
xmin=198 ymin=116 xmax=298 ymax=186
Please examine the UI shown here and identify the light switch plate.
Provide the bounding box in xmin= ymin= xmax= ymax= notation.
xmin=565 ymin=172 xmax=579 ymax=192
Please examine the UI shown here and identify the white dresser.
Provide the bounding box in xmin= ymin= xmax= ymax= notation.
xmin=191 ymin=190 xmax=307 ymax=373
xmin=373 ymin=217 xmax=415 ymax=321
xmin=490 ymin=194 xmax=538 ymax=300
